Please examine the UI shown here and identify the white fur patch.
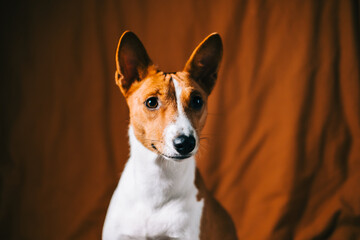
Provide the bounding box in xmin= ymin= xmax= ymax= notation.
xmin=102 ymin=127 xmax=204 ymax=240
xmin=162 ymin=76 xmax=199 ymax=157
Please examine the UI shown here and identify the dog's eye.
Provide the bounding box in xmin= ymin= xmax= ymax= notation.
xmin=190 ymin=95 xmax=203 ymax=110
xmin=145 ymin=97 xmax=159 ymax=109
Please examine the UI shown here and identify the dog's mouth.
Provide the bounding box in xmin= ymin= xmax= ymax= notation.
xmin=151 ymin=144 xmax=192 ymax=160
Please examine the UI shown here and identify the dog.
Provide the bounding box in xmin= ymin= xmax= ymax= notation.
xmin=102 ymin=31 xmax=237 ymax=240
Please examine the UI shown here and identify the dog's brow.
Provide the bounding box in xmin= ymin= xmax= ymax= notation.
xmin=190 ymin=89 xmax=202 ymax=96
xmin=146 ymin=88 xmax=162 ymax=97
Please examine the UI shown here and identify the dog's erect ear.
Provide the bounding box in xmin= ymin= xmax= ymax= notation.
xmin=184 ymin=33 xmax=223 ymax=94
xmin=115 ymin=31 xmax=153 ymax=94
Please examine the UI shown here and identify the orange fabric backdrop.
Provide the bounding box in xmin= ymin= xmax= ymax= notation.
xmin=1 ymin=0 xmax=359 ymax=239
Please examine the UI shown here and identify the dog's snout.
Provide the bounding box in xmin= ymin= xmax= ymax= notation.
xmin=173 ymin=135 xmax=196 ymax=155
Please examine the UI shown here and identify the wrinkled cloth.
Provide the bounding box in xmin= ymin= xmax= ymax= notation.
xmin=1 ymin=0 xmax=359 ymax=239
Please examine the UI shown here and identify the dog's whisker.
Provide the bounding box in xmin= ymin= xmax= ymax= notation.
xmin=200 ymin=135 xmax=216 ymax=138
xmin=207 ymin=112 xmax=223 ymax=116
xmin=141 ymin=138 xmax=164 ymax=143
xmin=199 ymin=137 xmax=210 ymax=140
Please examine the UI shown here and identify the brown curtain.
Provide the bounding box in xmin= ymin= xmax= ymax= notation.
xmin=1 ymin=0 xmax=359 ymax=239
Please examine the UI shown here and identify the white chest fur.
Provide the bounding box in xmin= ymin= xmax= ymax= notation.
xmin=102 ymin=127 xmax=204 ymax=240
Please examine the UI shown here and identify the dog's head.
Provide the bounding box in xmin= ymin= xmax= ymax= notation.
xmin=115 ymin=31 xmax=222 ymax=161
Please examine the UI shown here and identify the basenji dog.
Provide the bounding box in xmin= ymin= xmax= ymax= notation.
xmin=102 ymin=31 xmax=237 ymax=240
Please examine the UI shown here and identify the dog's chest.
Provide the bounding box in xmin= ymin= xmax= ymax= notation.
xmin=115 ymin=190 xmax=203 ymax=239
xmin=103 ymin=155 xmax=204 ymax=239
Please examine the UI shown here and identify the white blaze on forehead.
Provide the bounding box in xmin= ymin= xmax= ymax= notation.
xmin=172 ymin=76 xmax=185 ymax=114
xmin=162 ymin=74 xmax=198 ymax=157
xmin=171 ymin=75 xmax=194 ymax=136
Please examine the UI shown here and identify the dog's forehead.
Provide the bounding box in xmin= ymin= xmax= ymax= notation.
xmin=128 ymin=71 xmax=204 ymax=101
xmin=169 ymin=72 xmax=189 ymax=87
xmin=132 ymin=72 xmax=174 ymax=96
xmin=140 ymin=72 xmax=188 ymax=95
xmin=170 ymin=72 xmax=207 ymax=98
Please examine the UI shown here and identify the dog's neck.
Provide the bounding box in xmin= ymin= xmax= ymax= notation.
xmin=127 ymin=126 xmax=197 ymax=206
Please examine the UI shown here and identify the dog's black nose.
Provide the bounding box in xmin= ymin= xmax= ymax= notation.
xmin=173 ymin=135 xmax=196 ymax=155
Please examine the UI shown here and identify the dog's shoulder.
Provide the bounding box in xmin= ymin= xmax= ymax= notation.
xmin=195 ymin=169 xmax=238 ymax=240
